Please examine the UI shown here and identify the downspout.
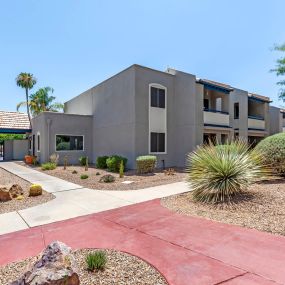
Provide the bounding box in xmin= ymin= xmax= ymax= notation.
xmin=46 ymin=118 xmax=52 ymax=160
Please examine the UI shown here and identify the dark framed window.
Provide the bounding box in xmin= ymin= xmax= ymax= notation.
xmin=151 ymin=87 xmax=165 ymax=108
xmin=282 ymin=112 xmax=285 ymax=119
xmin=56 ymin=135 xmax=84 ymax=151
xmin=150 ymin=132 xmax=165 ymax=153
xmin=204 ymin=99 xmax=209 ymax=110
xmin=37 ymin=134 xmax=40 ymax=151
xmin=234 ymin=102 xmax=239 ymax=119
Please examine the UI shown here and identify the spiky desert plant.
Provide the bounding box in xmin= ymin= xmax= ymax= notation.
xmin=187 ymin=140 xmax=266 ymax=204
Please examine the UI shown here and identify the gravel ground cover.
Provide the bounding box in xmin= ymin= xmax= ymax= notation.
xmin=0 ymin=167 xmax=55 ymax=214
xmin=0 ymin=249 xmax=168 ymax=285
xmin=162 ymin=177 xmax=285 ymax=236
xmin=18 ymin=162 xmax=186 ymax=190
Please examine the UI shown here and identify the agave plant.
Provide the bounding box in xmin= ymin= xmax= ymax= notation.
xmin=186 ymin=140 xmax=266 ymax=204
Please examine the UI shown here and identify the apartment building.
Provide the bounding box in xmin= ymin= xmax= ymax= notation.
xmin=30 ymin=64 xmax=275 ymax=168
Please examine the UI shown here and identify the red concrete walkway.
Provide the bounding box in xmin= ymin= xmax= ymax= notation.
xmin=1 ymin=199 xmax=284 ymax=285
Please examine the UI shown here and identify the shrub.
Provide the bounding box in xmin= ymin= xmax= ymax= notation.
xmin=29 ymin=184 xmax=43 ymax=196
xmin=56 ymin=142 xmax=70 ymax=151
xmin=41 ymin=162 xmax=56 ymax=171
xmin=96 ymin=156 xmax=109 ymax=169
xmin=96 ymin=172 xmax=100 ymax=176
xmin=119 ymin=160 xmax=124 ymax=178
xmin=106 ymin=155 xmax=127 ymax=172
xmin=72 ymin=170 xmax=78 ymax=174
xmin=49 ymin=153 xmax=59 ymax=165
xmin=80 ymin=174 xmax=89 ymax=179
xmin=187 ymin=140 xmax=266 ymax=204
xmin=256 ymin=133 xmax=285 ymax=175
xmin=99 ymin=174 xmax=115 ymax=183
xmin=136 ymin=155 xmax=157 ymax=174
xmin=79 ymin=156 xmax=87 ymax=166
xmin=86 ymin=251 xmax=107 ymax=271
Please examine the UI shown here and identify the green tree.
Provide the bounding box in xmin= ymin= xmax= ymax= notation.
xmin=271 ymin=43 xmax=285 ymax=101
xmin=16 ymin=73 xmax=37 ymax=126
xmin=17 ymin=87 xmax=63 ymax=116
xmin=0 ymin=134 xmax=25 ymax=144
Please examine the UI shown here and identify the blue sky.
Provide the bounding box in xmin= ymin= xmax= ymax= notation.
xmin=1 ymin=0 xmax=285 ymax=111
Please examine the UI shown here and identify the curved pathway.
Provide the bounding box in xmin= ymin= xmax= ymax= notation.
xmin=0 ymin=199 xmax=283 ymax=285
xmin=0 ymin=162 xmax=189 ymax=235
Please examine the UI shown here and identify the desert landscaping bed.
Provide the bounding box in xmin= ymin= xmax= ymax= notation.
xmin=0 ymin=248 xmax=168 ymax=285
xmin=19 ymin=162 xmax=186 ymax=190
xmin=0 ymin=167 xmax=54 ymax=214
xmin=162 ymin=177 xmax=285 ymax=236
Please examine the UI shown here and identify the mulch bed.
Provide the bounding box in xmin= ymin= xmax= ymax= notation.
xmin=162 ymin=177 xmax=285 ymax=236
xmin=0 ymin=249 xmax=168 ymax=285
xmin=18 ymin=162 xmax=186 ymax=190
xmin=0 ymin=168 xmax=55 ymax=214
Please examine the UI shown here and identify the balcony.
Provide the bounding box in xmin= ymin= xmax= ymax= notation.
xmin=248 ymin=115 xmax=265 ymax=130
xmin=204 ymin=109 xmax=230 ymax=127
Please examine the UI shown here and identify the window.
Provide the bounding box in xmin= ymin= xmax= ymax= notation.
xmin=204 ymin=99 xmax=209 ymax=110
xmin=37 ymin=133 xmax=40 ymax=152
xmin=234 ymin=103 xmax=239 ymax=119
xmin=150 ymin=132 xmax=165 ymax=153
xmin=150 ymin=86 xmax=165 ymax=108
xmin=56 ymin=135 xmax=84 ymax=151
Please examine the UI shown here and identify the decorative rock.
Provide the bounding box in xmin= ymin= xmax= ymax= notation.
xmin=0 ymin=186 xmax=12 ymax=202
xmin=9 ymin=184 xmax=24 ymax=198
xmin=11 ymin=241 xmax=80 ymax=285
xmin=29 ymin=184 xmax=43 ymax=197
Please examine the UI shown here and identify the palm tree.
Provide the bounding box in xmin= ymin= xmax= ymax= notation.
xmin=17 ymin=87 xmax=63 ymax=116
xmin=16 ymin=73 xmax=37 ymax=126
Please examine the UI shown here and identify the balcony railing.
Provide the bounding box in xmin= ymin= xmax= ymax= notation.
xmin=204 ymin=109 xmax=230 ymax=127
xmin=248 ymin=115 xmax=264 ymax=120
xmin=248 ymin=116 xmax=265 ymax=130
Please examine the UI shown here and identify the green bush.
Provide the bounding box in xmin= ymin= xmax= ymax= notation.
xmin=86 ymin=250 xmax=107 ymax=271
xmin=136 ymin=155 xmax=157 ymax=174
xmin=96 ymin=156 xmax=109 ymax=169
xmin=41 ymin=162 xmax=57 ymax=171
xmin=255 ymin=133 xmax=285 ymax=175
xmin=79 ymin=156 xmax=88 ymax=166
xmin=56 ymin=142 xmax=70 ymax=151
xmin=99 ymin=174 xmax=115 ymax=183
xmin=187 ymin=141 xmax=266 ymax=203
xmin=106 ymin=155 xmax=127 ymax=172
xmin=80 ymin=174 xmax=89 ymax=179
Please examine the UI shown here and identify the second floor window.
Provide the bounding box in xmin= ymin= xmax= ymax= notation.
xmin=151 ymin=87 xmax=165 ymax=108
xmin=234 ymin=102 xmax=239 ymax=119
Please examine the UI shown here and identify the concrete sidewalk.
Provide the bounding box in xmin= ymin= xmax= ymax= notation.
xmin=0 ymin=162 xmax=189 ymax=235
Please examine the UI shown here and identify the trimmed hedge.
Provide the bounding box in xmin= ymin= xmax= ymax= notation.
xmin=136 ymin=155 xmax=157 ymax=174
xmin=106 ymin=155 xmax=127 ymax=172
xmin=96 ymin=156 xmax=109 ymax=169
xmin=255 ymin=133 xmax=285 ymax=175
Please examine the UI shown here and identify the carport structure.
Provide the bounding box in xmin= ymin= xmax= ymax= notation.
xmin=0 ymin=111 xmax=31 ymax=160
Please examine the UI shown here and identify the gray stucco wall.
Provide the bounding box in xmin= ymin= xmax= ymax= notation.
xmin=269 ymin=106 xmax=282 ymax=135
xmin=3 ymin=140 xmax=28 ymax=160
xmin=4 ymin=140 xmax=13 ymax=160
xmin=32 ymin=112 xmax=93 ymax=165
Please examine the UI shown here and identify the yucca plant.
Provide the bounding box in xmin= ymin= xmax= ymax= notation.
xmin=86 ymin=250 xmax=107 ymax=271
xmin=187 ymin=140 xmax=267 ymax=204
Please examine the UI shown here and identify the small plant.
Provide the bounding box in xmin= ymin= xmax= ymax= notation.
xmin=96 ymin=172 xmax=100 ymax=176
xmin=41 ymin=162 xmax=56 ymax=171
xmin=79 ymin=156 xmax=88 ymax=167
xmin=86 ymin=251 xmax=107 ymax=271
xmin=49 ymin=153 xmax=59 ymax=165
xmin=136 ymin=155 xmax=157 ymax=174
xmin=72 ymin=170 xmax=78 ymax=174
xmin=80 ymin=174 xmax=89 ymax=179
xmin=99 ymin=174 xmax=115 ymax=183
xmin=63 ymin=155 xmax=68 ymax=170
xmin=187 ymin=140 xmax=267 ymax=204
xmin=96 ymin=156 xmax=109 ymax=169
xmin=106 ymin=155 xmax=127 ymax=172
xmin=164 ymin=168 xmax=175 ymax=176
xmin=119 ymin=160 xmax=124 ymax=178
xmin=85 ymin=156 xmax=89 ymax=171
xmin=29 ymin=184 xmax=43 ymax=196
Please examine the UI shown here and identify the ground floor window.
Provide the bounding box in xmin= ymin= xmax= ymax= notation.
xmin=150 ymin=132 xmax=165 ymax=153
xmin=56 ymin=135 xmax=84 ymax=151
xmin=203 ymin=133 xmax=217 ymax=144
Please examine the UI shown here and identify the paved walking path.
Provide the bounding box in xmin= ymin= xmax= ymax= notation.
xmin=0 ymin=199 xmax=284 ymax=285
xmin=0 ymin=162 xmax=189 ymax=235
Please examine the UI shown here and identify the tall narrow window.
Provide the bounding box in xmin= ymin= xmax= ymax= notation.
xmin=150 ymin=132 xmax=165 ymax=153
xmin=151 ymin=87 xmax=165 ymax=108
xmin=204 ymin=99 xmax=209 ymax=110
xmin=37 ymin=133 xmax=40 ymax=152
xmin=234 ymin=103 xmax=239 ymax=119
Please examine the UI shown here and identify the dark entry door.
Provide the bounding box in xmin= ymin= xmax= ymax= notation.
xmin=32 ymin=134 xmax=35 ymax=156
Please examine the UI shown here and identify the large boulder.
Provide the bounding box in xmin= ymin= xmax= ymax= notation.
xmin=11 ymin=241 xmax=80 ymax=285
xmin=9 ymin=184 xmax=24 ymax=198
xmin=0 ymin=186 xmax=12 ymax=202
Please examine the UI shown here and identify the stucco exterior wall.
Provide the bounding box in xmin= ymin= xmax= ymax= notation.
xmin=269 ymin=106 xmax=282 ymax=135
xmin=3 ymin=140 xmax=28 ymax=160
